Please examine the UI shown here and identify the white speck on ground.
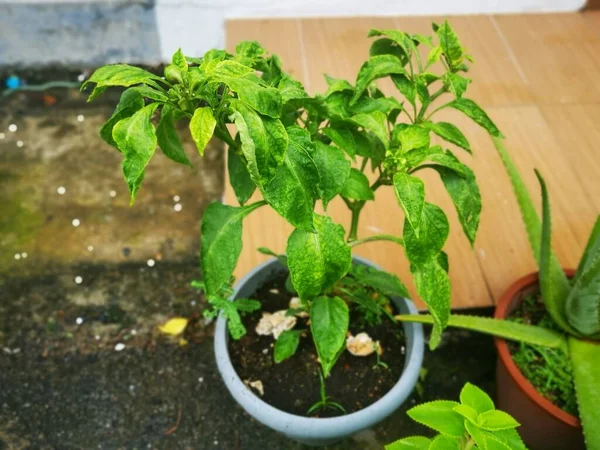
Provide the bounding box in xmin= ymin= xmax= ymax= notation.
xmin=57 ymin=186 xmax=66 ymax=195
xmin=8 ymin=124 xmax=17 ymax=132
xmin=14 ymin=254 xmax=21 ymax=260
xmin=173 ymin=195 xmax=180 ymax=202
xmin=72 ymin=218 xmax=80 ymax=227
xmin=75 ymin=276 xmax=83 ymax=284
xmin=147 ymin=259 xmax=155 ymax=267
xmin=87 ymin=245 xmax=94 ymax=252
xmin=109 ymin=190 xmax=117 ymax=198
xmin=174 ymin=203 xmax=182 ymax=212
xmin=77 ymin=114 xmax=85 ymax=122
xmin=16 ymin=140 xmax=24 ymax=147
xmin=114 ymin=343 xmax=125 ymax=352
xmin=75 ymin=317 xmax=83 ymax=325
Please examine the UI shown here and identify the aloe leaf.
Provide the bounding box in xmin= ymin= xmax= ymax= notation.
xmin=395 ymin=314 xmax=567 ymax=350
xmin=574 ymin=217 xmax=600 ymax=282
xmin=493 ymin=138 xmax=575 ymax=335
xmin=569 ymin=337 xmax=600 ymax=450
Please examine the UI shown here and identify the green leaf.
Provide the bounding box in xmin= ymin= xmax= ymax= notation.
xmin=460 ymin=382 xmax=495 ymax=414
xmin=492 ymin=138 xmax=574 ymax=334
xmin=424 ymin=122 xmax=471 ymax=153
xmin=189 ymin=107 xmax=216 ymax=156
xmin=392 ymin=74 xmax=416 ymax=106
xmin=395 ymin=314 xmax=567 ymax=350
xmin=443 ymin=72 xmax=470 ymax=99
xmin=83 ymin=64 xmax=163 ymax=93
xmin=231 ymin=101 xmax=288 ymax=187
xmin=453 ymin=404 xmax=478 ymax=424
xmin=434 ymin=156 xmax=481 ymax=245
xmin=130 ymin=85 xmax=169 ymax=103
xmin=100 ymin=88 xmax=145 ymax=149
xmin=428 ymin=435 xmax=461 ymax=450
xmin=287 ymin=214 xmax=351 ymax=300
xmin=221 ymin=76 xmax=282 ymax=118
xmin=324 ymin=91 xmax=353 ymax=120
xmin=156 ymin=106 xmax=192 ymax=167
xmin=350 ymin=265 xmax=410 ymax=298
xmin=568 ymin=337 xmax=600 ymax=450
xmin=261 ymin=126 xmax=318 ymax=231
xmin=228 ymin=148 xmax=256 ymax=205
xmin=407 ymin=400 xmax=465 ymax=437
xmin=392 ymin=124 xmax=430 ymax=152
xmin=274 ymin=330 xmax=301 ymax=363
xmin=369 ymin=38 xmax=409 ymax=63
xmin=323 ymin=74 xmax=354 ymax=98
xmin=310 ymin=296 xmax=349 ymax=377
xmin=464 ymin=420 xmax=488 ymax=450
xmin=200 ymin=201 xmax=265 ymax=296
xmin=426 ymin=46 xmax=443 ymax=67
xmin=477 ymin=410 xmax=520 ymax=431
xmin=393 ymin=172 xmax=425 ymax=232
xmin=566 ymin=217 xmax=600 ymax=335
xmin=233 ymin=298 xmax=261 ymax=312
xmin=212 ymin=60 xmax=255 ymax=78
xmin=367 ymin=29 xmax=412 ymax=57
xmin=412 ymin=258 xmax=451 ymax=349
xmin=448 ymin=98 xmax=503 ymax=138
xmin=112 ymin=103 xmax=159 ymax=203
xmin=351 ymin=111 xmax=389 ymax=148
xmin=351 ymin=55 xmax=408 ymax=104
xmin=172 ymin=48 xmax=188 ymax=71
xmin=437 ymin=20 xmax=463 ymax=69
xmin=278 ymin=76 xmax=308 ymax=103
xmin=403 ymin=203 xmax=449 ymax=266
xmin=341 ymin=168 xmax=374 ymax=201
xmin=322 ymin=124 xmax=357 ymax=158
xmin=385 ymin=436 xmax=431 ymax=450
xmin=350 ymin=96 xmax=403 ymax=117
xmin=314 ymin=142 xmax=351 ymax=209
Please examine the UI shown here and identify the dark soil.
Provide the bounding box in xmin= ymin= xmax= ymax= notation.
xmin=506 ymin=291 xmax=578 ymax=416
xmin=228 ymin=270 xmax=406 ymax=418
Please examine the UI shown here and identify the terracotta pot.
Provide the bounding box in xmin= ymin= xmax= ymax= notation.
xmin=494 ymin=271 xmax=584 ymax=450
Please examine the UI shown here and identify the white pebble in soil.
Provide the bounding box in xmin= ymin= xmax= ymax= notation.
xmin=16 ymin=141 xmax=24 ymax=148
xmin=173 ymin=195 xmax=180 ymax=202
xmin=0 ymin=133 xmax=5 ymax=139
xmin=75 ymin=317 xmax=83 ymax=325
xmin=77 ymin=74 xmax=86 ymax=82
xmin=72 ymin=218 xmax=81 ymax=227
xmin=173 ymin=203 xmax=182 ymax=212
xmin=114 ymin=343 xmax=125 ymax=352
xmin=57 ymin=186 xmax=66 ymax=195
xmin=21 ymin=252 xmax=27 ymax=259
xmin=109 ymin=190 xmax=117 ymax=198
xmin=75 ymin=276 xmax=83 ymax=284
xmin=77 ymin=114 xmax=85 ymax=123
xmin=8 ymin=124 xmax=17 ymax=132
xmin=87 ymin=245 xmax=94 ymax=252
xmin=147 ymin=259 xmax=155 ymax=267
xmin=14 ymin=254 xmax=21 ymax=260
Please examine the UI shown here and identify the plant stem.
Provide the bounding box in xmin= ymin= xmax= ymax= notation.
xmin=463 ymin=439 xmax=476 ymax=450
xmin=349 ymin=234 xmax=404 ymax=248
xmin=348 ymin=203 xmax=363 ymax=242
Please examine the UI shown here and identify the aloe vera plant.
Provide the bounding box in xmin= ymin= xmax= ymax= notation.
xmin=84 ymin=23 xmax=500 ymax=388
xmin=386 ymin=383 xmax=526 ymax=450
xmin=398 ymin=138 xmax=600 ymax=449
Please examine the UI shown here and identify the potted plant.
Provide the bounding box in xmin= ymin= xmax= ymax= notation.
xmin=398 ymin=138 xmax=600 ymax=449
xmin=386 ymin=382 xmax=526 ymax=450
xmin=83 ymin=21 xmax=501 ymax=445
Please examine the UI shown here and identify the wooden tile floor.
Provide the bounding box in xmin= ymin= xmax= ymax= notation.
xmin=225 ymin=12 xmax=600 ymax=309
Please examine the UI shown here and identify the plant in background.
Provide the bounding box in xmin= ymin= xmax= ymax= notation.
xmin=398 ymin=138 xmax=600 ymax=448
xmin=84 ymin=22 xmax=500 ymax=404
xmin=386 ymin=382 xmax=526 ymax=450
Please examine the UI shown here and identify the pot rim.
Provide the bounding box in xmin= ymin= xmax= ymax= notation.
xmin=214 ymin=256 xmax=424 ymax=440
xmin=493 ymin=270 xmax=580 ymax=428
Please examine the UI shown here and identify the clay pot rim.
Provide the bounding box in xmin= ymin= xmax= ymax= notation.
xmin=494 ymin=271 xmax=580 ymax=428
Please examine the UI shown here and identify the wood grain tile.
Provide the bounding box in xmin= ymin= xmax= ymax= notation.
xmin=493 ymin=13 xmax=600 ymax=104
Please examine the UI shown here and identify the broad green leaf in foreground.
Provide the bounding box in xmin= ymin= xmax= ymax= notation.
xmin=200 ymin=201 xmax=266 ymax=296
xmin=448 ymin=98 xmax=502 ymax=138
xmin=100 ymin=89 xmax=145 ymax=148
xmin=424 ymin=122 xmax=471 ymax=153
xmin=385 ymin=436 xmax=431 ymax=450
xmin=83 ymin=64 xmax=163 ymax=98
xmin=407 ymin=400 xmax=465 ymax=437
xmin=341 ymin=168 xmax=374 ymax=201
xmin=351 ymin=111 xmax=390 ymax=148
xmin=403 ymin=203 xmax=449 ymax=266
xmin=227 ymin=148 xmax=256 ymax=205
xmin=157 ymin=106 xmax=192 ymax=167
xmin=460 ymin=382 xmax=494 ymax=415
xmin=310 ymin=296 xmax=349 ymax=377
xmin=393 ymin=172 xmax=425 ymax=232
xmin=287 ymin=214 xmax=351 ymax=300
xmin=274 ymin=330 xmax=301 ymax=363
xmin=314 ymin=142 xmax=351 ymax=209
xmin=351 ymin=55 xmax=408 ymax=103
xmin=190 ymin=107 xmax=217 ymax=156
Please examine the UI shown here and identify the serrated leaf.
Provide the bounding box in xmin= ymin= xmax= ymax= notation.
xmin=314 ymin=142 xmax=351 ymax=209
xmin=310 ymin=295 xmax=349 ymax=377
xmin=412 ymin=258 xmax=451 ymax=349
xmin=200 ymin=201 xmax=265 ymax=296
xmin=323 ymin=124 xmax=357 ymax=158
xmin=404 ymin=203 xmax=449 ymax=266
xmin=393 ymin=172 xmax=425 ymax=232
xmin=449 ymin=98 xmax=502 ymax=138
xmin=429 ymin=435 xmax=461 ymax=450
xmin=477 ymin=410 xmax=520 ymax=431
xmin=261 ymin=126 xmax=318 ymax=231
xmin=222 ymin=76 xmax=282 ymax=118
xmin=231 ymin=101 xmax=288 ymax=187
xmin=437 ymin=20 xmax=463 ymax=70
xmin=287 ymin=214 xmax=351 ymax=300
xmin=433 ymin=155 xmax=481 ymax=245
xmin=157 ymin=106 xmax=192 ymax=167
xmin=274 ymin=330 xmax=301 ymax=363
xmin=190 ymin=107 xmax=216 ymax=156
xmin=392 ymin=74 xmax=416 ymax=106
xmin=465 ymin=420 xmax=488 ymax=450
xmin=453 ymin=404 xmax=478 ymax=423
xmin=460 ymin=382 xmax=494 ymax=414
xmin=83 ymin=64 xmax=163 ymax=92
xmin=352 ymin=55 xmax=408 ymax=104
xmin=407 ymin=400 xmax=465 ymax=437
xmin=351 ymin=111 xmax=389 ymax=148
xmin=228 ymin=148 xmax=256 ymax=205
xmin=112 ymin=103 xmax=159 ymax=203
xmin=341 ymin=168 xmax=374 ymax=201
xmin=425 ymin=122 xmax=471 ymax=153
xmin=100 ymin=89 xmax=145 ymax=149
xmin=158 ymin=317 xmax=189 ymax=336
xmin=385 ymin=436 xmax=431 ymax=450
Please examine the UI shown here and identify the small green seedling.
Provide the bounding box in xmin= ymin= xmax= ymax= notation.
xmin=307 ymin=370 xmax=346 ymax=416
xmin=386 ymin=383 xmax=526 ymax=450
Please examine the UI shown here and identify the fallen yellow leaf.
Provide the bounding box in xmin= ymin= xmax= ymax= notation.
xmin=178 ymin=338 xmax=189 ymax=347
xmin=158 ymin=317 xmax=189 ymax=336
